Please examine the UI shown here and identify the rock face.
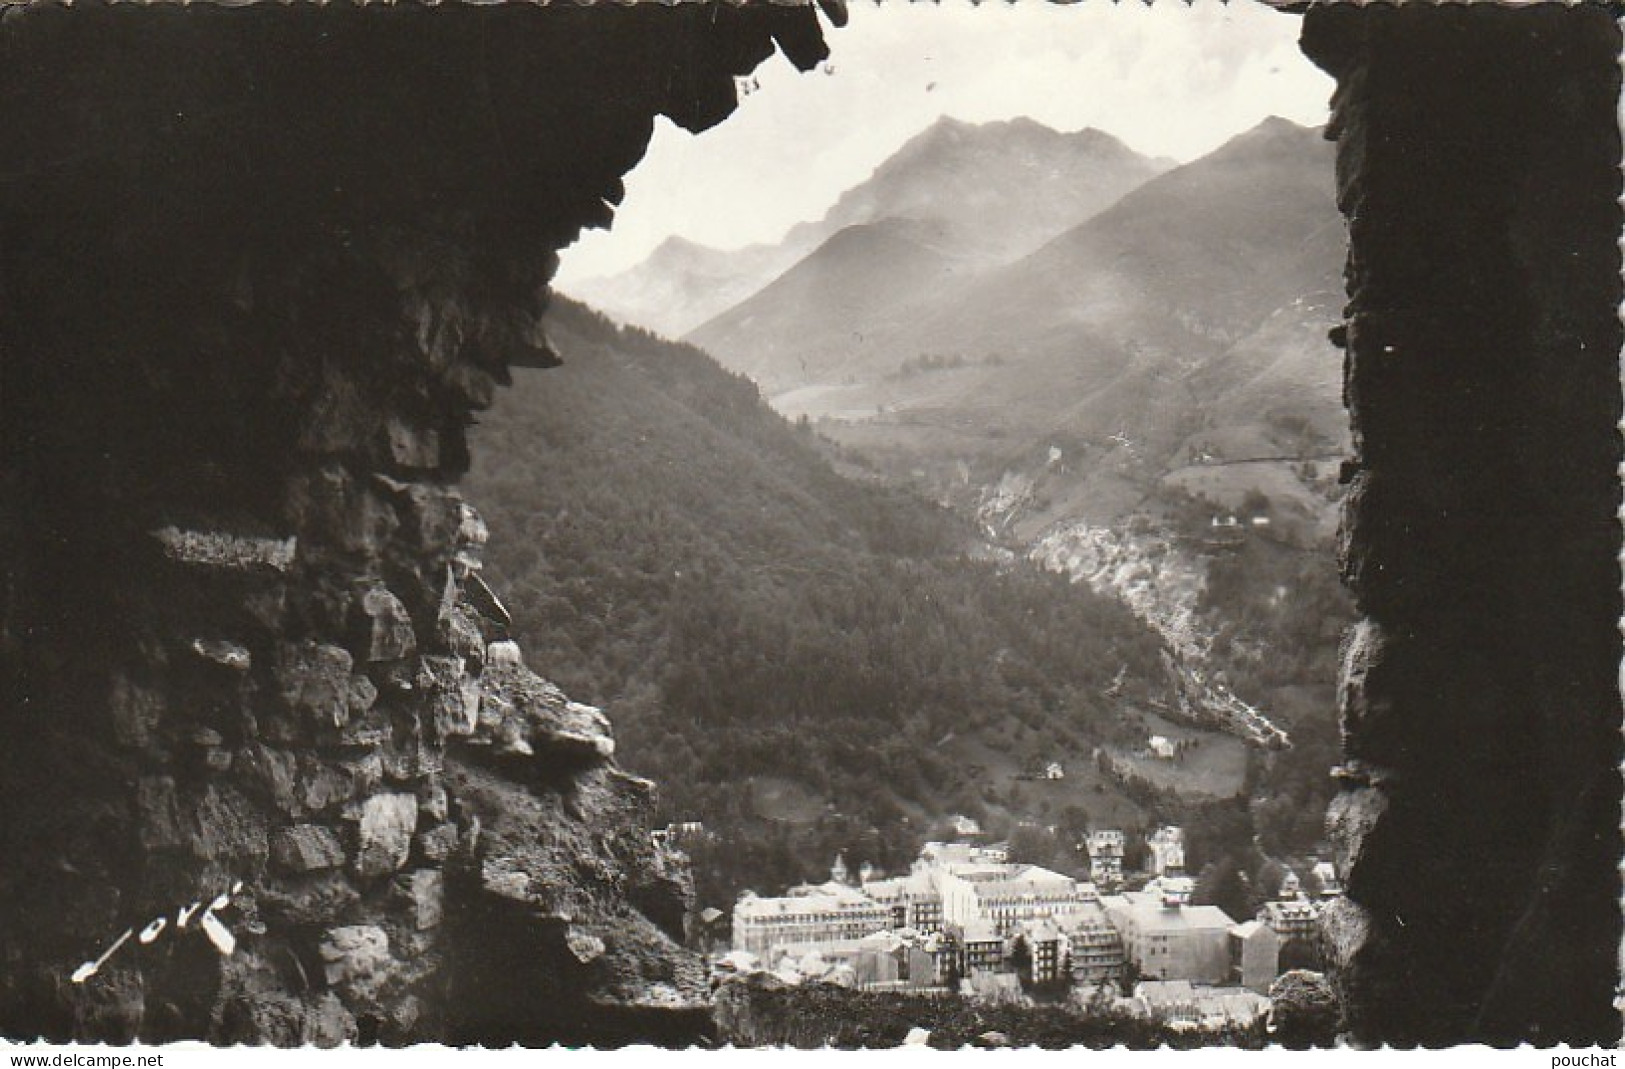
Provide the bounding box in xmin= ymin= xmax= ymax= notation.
xmin=1301 ymin=4 xmax=1623 ymax=1047
xmin=0 ymin=2 xmax=829 ymax=1047
xmin=1266 ymin=970 xmax=1338 ymax=1049
xmin=270 ymin=825 xmax=347 ymax=875
xmin=0 ymin=1 xmax=1616 ymax=1051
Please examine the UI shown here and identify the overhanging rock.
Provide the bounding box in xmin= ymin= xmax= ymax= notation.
xmin=0 ymin=1 xmax=830 ymax=1046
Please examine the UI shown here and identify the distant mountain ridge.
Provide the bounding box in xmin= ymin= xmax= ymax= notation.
xmin=689 ymin=116 xmax=1345 ymax=539
xmin=566 ymin=115 xmax=1171 ymax=338
xmin=563 ymin=234 xmax=799 ymax=342
xmin=778 ymin=116 xmax=1175 ymax=269
xmin=681 ymin=216 xmax=978 ymax=391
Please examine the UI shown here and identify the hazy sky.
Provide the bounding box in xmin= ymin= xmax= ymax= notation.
xmin=557 ymin=1 xmax=1333 ymax=286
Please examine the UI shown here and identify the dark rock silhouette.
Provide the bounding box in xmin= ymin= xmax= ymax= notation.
xmin=0 ymin=0 xmax=1617 ymax=1051
xmin=0 ymin=1 xmax=829 ymax=1047
xmin=1303 ymin=2 xmax=1623 ymax=1048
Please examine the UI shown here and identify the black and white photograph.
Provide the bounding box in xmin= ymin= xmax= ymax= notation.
xmin=0 ymin=0 xmax=1619 ymax=1057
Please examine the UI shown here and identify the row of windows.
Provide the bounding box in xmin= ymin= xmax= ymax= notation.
xmin=738 ymin=913 xmax=891 ymax=926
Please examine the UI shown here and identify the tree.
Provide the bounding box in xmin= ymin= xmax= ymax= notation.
xmin=1254 ymin=859 xmax=1289 ymax=909
xmin=1008 ymin=824 xmax=1064 ymax=869
xmin=1010 ymin=935 xmax=1033 ymax=988
xmin=1056 ymin=805 xmax=1092 ymax=847
xmin=1122 ymin=832 xmax=1150 ymax=874
xmin=466 ymin=297 xmax=1179 ymax=909
xmin=1193 ymin=858 xmax=1252 ymax=922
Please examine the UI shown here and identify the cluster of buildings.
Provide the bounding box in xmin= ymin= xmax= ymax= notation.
xmin=722 ymin=828 xmax=1343 ymax=1022
xmin=730 ymin=841 xmax=1104 ymax=993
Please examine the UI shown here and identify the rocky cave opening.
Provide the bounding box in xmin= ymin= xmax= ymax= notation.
xmin=0 ymin=0 xmax=1618 ymax=1049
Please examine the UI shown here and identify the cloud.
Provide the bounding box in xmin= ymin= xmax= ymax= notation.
xmin=557 ymin=1 xmax=1331 ymax=285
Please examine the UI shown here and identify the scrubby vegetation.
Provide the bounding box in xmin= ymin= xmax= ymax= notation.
xmin=712 ymin=978 xmax=1269 ymax=1049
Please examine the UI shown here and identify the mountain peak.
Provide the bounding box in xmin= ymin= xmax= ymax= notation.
xmin=1242 ymin=115 xmax=1314 ymax=141
xmin=1001 ymin=114 xmax=1056 ymax=135
xmin=880 ymin=115 xmax=1151 ymax=179
xmin=911 ymin=114 xmax=975 ymax=147
xmin=1200 ymin=115 xmax=1325 ymax=166
xmin=1066 ymin=125 xmax=1123 ymax=145
xmin=915 ymin=118 xmax=1150 ymax=168
xmin=913 ymin=113 xmax=1066 ymax=147
xmin=649 ymin=234 xmax=707 ymax=259
xmin=1258 ymin=114 xmax=1306 ymax=131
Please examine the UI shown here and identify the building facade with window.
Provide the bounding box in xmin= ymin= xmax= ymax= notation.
xmin=1261 ymin=897 xmax=1321 ymax=943
xmin=1012 ymin=919 xmax=1071 ymax=986
xmin=733 ymin=881 xmax=893 ymax=959
xmin=1146 ymin=826 xmax=1186 ymax=877
xmin=954 ymin=920 xmax=1007 ymax=976
xmin=861 ymin=870 xmax=944 ymax=933
xmin=1230 ymin=920 xmax=1282 ymax=994
xmin=1087 ymin=829 xmax=1126 ymax=887
xmin=1104 ymin=889 xmax=1235 ymax=984
xmin=1068 ymin=902 xmax=1128 ymax=989
xmin=938 ymin=863 xmax=1086 ymax=936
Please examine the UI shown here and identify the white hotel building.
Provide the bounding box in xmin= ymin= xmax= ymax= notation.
xmin=732 ymin=843 xmax=1103 ymax=968
xmin=732 ymin=881 xmax=893 ymax=959
xmin=937 ymin=862 xmax=1088 ymax=936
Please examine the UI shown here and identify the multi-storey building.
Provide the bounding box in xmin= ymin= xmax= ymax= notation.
xmin=1155 ymin=875 xmax=1195 ymax=906
xmin=1011 ymin=919 xmax=1071 ymax=986
xmin=861 ymin=870 xmax=944 ymax=933
xmin=732 ymin=881 xmax=893 ymax=959
xmin=1067 ymin=902 xmax=1128 ymax=989
xmin=1104 ymin=884 xmax=1236 ymax=985
xmin=740 ymin=840 xmax=1105 ymax=983
xmin=956 ymin=920 xmax=1007 ymax=976
xmin=915 ymin=841 xmax=1007 ymax=870
xmin=1260 ymin=896 xmax=1321 ymax=943
xmin=923 ymin=931 xmax=959 ymax=984
xmin=1229 ymin=920 xmax=1282 ymax=994
xmin=1147 ymin=826 xmax=1186 ymax=877
xmin=938 ymin=863 xmax=1086 ymax=936
xmin=1087 ymin=829 xmax=1126 ymax=887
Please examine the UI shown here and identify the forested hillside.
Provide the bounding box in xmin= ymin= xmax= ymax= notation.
xmin=466 ymin=299 xmax=1170 ymax=905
